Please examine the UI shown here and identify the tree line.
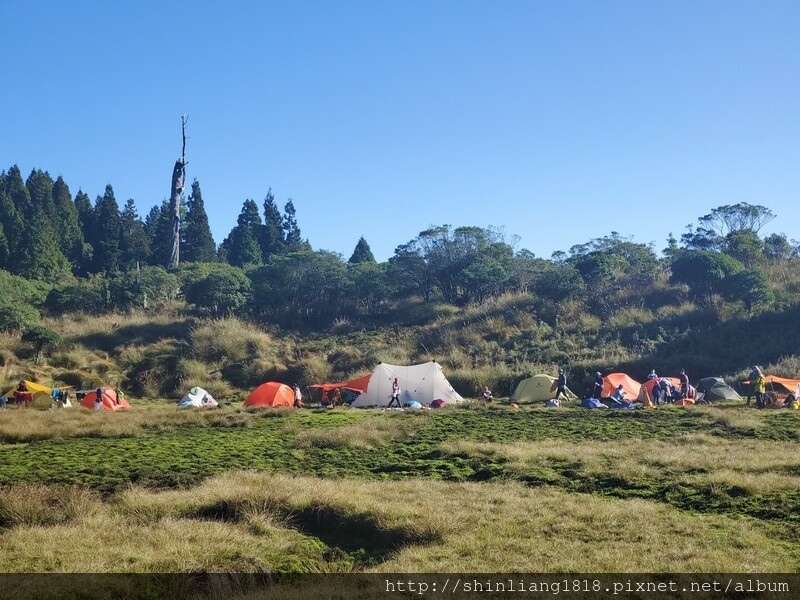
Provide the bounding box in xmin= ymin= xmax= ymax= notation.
xmin=1 ymin=163 xmax=797 ymax=333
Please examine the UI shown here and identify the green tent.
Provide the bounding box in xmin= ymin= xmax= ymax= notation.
xmin=697 ymin=377 xmax=740 ymax=402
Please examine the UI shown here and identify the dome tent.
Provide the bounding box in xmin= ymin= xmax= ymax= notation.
xmin=79 ymin=387 xmax=130 ymax=411
xmin=179 ymin=386 xmax=218 ymax=408
xmin=244 ymin=382 xmax=295 ymax=408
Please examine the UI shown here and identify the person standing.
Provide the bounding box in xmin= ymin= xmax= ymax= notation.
xmin=679 ymin=369 xmax=689 ymax=399
xmin=293 ymin=384 xmax=304 ymax=408
xmin=387 ymin=377 xmax=402 ymax=408
xmin=753 ymin=367 xmax=766 ymax=409
xmin=592 ymin=372 xmax=604 ymax=399
xmin=555 ymin=369 xmax=569 ymax=402
xmin=745 ymin=366 xmax=760 ymax=407
xmin=647 ymin=369 xmax=658 ymax=380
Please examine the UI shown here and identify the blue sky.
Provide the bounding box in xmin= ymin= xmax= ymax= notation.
xmin=3 ymin=1 xmax=799 ymax=262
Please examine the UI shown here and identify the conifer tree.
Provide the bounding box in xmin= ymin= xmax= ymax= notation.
xmin=0 ymin=222 xmax=8 ymax=268
xmin=119 ymin=198 xmax=151 ymax=271
xmin=5 ymin=165 xmax=35 ymax=220
xmin=25 ymin=169 xmax=57 ymax=223
xmin=282 ymin=198 xmax=308 ymax=251
xmin=91 ymin=185 xmax=122 ymax=273
xmin=349 ymin=236 xmax=376 ymax=264
xmin=74 ymin=190 xmax=93 ymax=237
xmin=145 ymin=201 xmax=173 ymax=267
xmin=6 ymin=166 xmax=70 ymax=279
xmin=52 ymin=176 xmax=86 ymax=269
xmin=260 ymin=188 xmax=286 ymax=260
xmin=0 ymin=179 xmax=23 ymax=266
xmin=183 ymin=179 xmax=217 ymax=262
xmin=221 ymin=199 xmax=264 ymax=268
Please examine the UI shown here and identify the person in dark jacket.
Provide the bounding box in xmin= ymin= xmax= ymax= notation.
xmin=592 ymin=372 xmax=604 ymax=399
xmin=555 ymin=369 xmax=569 ymax=402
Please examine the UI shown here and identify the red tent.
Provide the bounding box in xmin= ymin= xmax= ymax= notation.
xmin=244 ymin=382 xmax=295 ymax=408
xmin=309 ymin=374 xmax=371 ymax=393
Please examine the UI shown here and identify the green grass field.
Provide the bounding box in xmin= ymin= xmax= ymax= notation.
xmin=0 ymin=401 xmax=797 ymax=600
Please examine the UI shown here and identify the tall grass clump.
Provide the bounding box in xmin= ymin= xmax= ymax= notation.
xmin=0 ymin=483 xmax=99 ymax=527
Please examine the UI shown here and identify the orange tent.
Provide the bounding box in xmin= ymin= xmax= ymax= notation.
xmin=637 ymin=377 xmax=681 ymax=404
xmin=80 ymin=387 xmax=130 ymax=411
xmin=244 ymin=382 xmax=295 ymax=408
xmin=743 ymin=375 xmax=800 ymax=395
xmin=602 ymin=373 xmax=642 ymax=400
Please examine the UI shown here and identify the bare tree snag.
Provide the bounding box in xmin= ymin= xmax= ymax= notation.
xmin=168 ymin=115 xmax=188 ymax=269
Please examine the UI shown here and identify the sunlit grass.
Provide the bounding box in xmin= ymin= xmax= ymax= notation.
xmin=0 ymin=473 xmax=790 ymax=573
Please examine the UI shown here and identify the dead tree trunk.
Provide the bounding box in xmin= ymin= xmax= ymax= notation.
xmin=168 ymin=115 xmax=187 ymax=269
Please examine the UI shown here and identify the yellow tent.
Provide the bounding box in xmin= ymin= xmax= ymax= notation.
xmin=2 ymin=379 xmax=53 ymax=402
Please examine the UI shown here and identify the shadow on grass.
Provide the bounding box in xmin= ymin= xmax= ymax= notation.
xmin=188 ymin=500 xmax=441 ymax=568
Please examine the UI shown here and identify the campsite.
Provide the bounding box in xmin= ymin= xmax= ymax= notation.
xmin=0 ymin=354 xmax=799 ymax=592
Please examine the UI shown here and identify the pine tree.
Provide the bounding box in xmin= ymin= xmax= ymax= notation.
xmin=349 ymin=236 xmax=376 ymax=264
xmin=145 ymin=201 xmax=173 ymax=267
xmin=260 ymin=188 xmax=286 ymax=260
xmin=0 ymin=178 xmax=24 ymax=266
xmin=5 ymin=166 xmax=70 ymax=280
xmin=119 ymin=198 xmax=151 ymax=271
xmin=91 ymin=185 xmax=121 ymax=273
xmin=52 ymin=176 xmax=86 ymax=269
xmin=183 ymin=179 xmax=217 ymax=262
xmin=25 ymin=169 xmax=57 ymax=223
xmin=282 ymin=198 xmax=308 ymax=251
xmin=74 ymin=190 xmax=94 ymax=239
xmin=0 ymin=222 xmax=8 ymax=268
xmin=222 ymin=199 xmax=264 ymax=268
xmin=73 ymin=189 xmax=94 ymax=274
xmin=5 ymin=165 xmax=35 ymax=220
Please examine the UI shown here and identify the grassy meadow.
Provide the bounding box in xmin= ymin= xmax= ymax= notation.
xmin=0 ymin=399 xmax=798 ymax=582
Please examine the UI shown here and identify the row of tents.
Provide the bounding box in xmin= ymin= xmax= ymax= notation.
xmin=11 ymin=365 xmax=798 ymax=412
xmin=0 ymin=382 xmax=131 ymax=410
xmin=244 ymin=362 xmax=465 ymax=408
xmin=509 ymin=372 xmax=800 ymax=404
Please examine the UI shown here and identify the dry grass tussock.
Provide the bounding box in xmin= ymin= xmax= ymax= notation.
xmin=0 ymin=472 xmax=792 ymax=573
xmin=441 ymin=432 xmax=800 ymax=495
xmin=0 ymin=404 xmax=252 ymax=442
xmin=45 ymin=312 xmax=189 ymax=340
xmin=293 ymin=417 xmax=421 ymax=450
xmin=189 ymin=318 xmax=280 ymax=364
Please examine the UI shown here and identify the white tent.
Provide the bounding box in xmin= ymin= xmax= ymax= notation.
xmin=350 ymin=362 xmax=464 ymax=408
xmin=178 ymin=386 xmax=218 ymax=408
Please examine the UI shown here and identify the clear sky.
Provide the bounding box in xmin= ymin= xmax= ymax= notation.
xmin=3 ymin=1 xmax=799 ymax=263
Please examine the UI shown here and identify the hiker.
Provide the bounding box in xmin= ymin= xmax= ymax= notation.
xmin=592 ymin=372 xmax=604 ymax=399
xmin=387 ymin=377 xmax=402 ymax=408
xmin=320 ymin=390 xmax=331 ymax=407
xmin=332 ymin=387 xmax=342 ymax=407
xmin=554 ymin=369 xmax=569 ymax=402
xmin=482 ymin=386 xmax=493 ymax=403
xmin=647 ymin=369 xmax=658 ymax=380
xmin=679 ymin=369 xmax=689 ymax=399
xmin=753 ymin=367 xmax=766 ymax=409
xmin=293 ymin=384 xmax=305 ymax=408
xmin=611 ymin=384 xmax=625 ymax=402
xmin=656 ymin=378 xmax=673 ymax=404
xmin=93 ymin=389 xmax=103 ymax=410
